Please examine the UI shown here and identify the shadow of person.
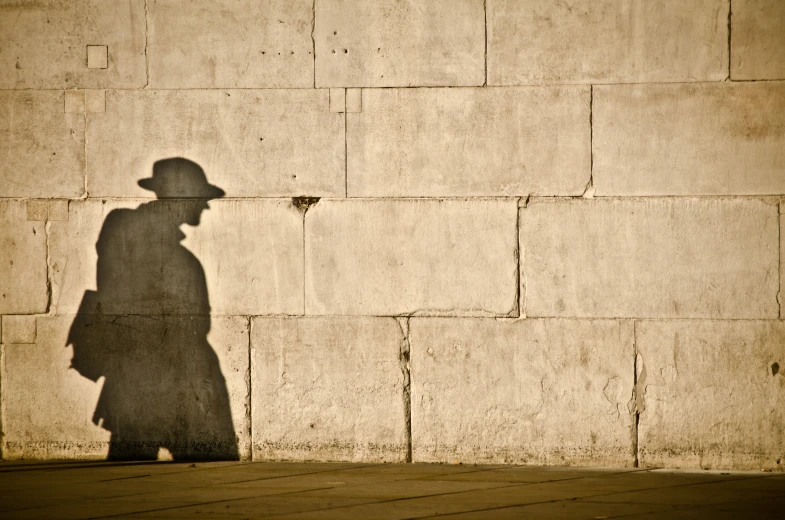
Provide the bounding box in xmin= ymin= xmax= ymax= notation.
xmin=66 ymin=158 xmax=239 ymax=461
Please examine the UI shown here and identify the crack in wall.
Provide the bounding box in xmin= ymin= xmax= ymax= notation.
xmin=395 ymin=317 xmax=412 ymax=463
xmin=727 ymin=0 xmax=732 ymax=81
xmin=311 ymin=0 xmax=316 ymax=88
xmin=246 ymin=316 xmax=253 ymax=461
xmin=582 ymin=85 xmax=595 ymax=198
xmin=143 ymin=0 xmax=150 ymax=89
xmin=292 ymin=197 xmax=320 ymax=315
xmin=44 ymin=220 xmax=52 ymax=314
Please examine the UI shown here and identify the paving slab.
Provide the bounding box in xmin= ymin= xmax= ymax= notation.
xmin=314 ymin=0 xmax=484 ymax=87
xmin=636 ymin=320 xmax=785 ymax=470
xmin=305 ymin=199 xmax=518 ymax=316
xmin=0 ymin=91 xmax=85 ymax=198
xmin=520 ymin=199 xmax=780 ymax=318
xmin=410 ymin=318 xmax=634 ymax=466
xmin=0 ymin=0 xmax=146 ymax=89
xmin=1 ymin=462 xmax=783 ymax=519
xmin=251 ymin=317 xmax=407 ymax=462
xmin=149 ymin=0 xmax=313 ymax=88
xmin=593 ymin=82 xmax=785 ymax=196
xmin=348 ymin=87 xmax=590 ymax=197
xmin=488 ymin=0 xmax=728 ymax=85
xmin=86 ymin=90 xmax=344 ymax=198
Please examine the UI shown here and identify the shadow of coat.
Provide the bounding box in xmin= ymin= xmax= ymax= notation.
xmin=67 ymin=158 xmax=238 ymax=461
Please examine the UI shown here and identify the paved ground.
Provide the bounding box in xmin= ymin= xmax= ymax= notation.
xmin=1 ymin=461 xmax=783 ymax=519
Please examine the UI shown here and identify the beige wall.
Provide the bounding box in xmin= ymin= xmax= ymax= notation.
xmin=1 ymin=0 xmax=784 ymax=470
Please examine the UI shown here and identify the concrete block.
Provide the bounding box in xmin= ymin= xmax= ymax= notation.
xmin=346 ymin=88 xmax=362 ymax=113
xmin=85 ymin=90 xmax=344 ymax=197
xmin=315 ymin=0 xmax=485 ymax=87
xmin=488 ymin=0 xmax=728 ymax=85
xmin=410 ymin=318 xmax=635 ymax=466
xmin=49 ymin=199 xmax=303 ymax=316
xmin=0 ymin=0 xmax=145 ymax=89
xmin=86 ymin=45 xmax=108 ymax=69
xmin=48 ymin=200 xmax=69 ymax=222
xmin=0 ymin=201 xmax=48 ymax=314
xmin=305 ymin=199 xmax=518 ymax=316
xmin=0 ymin=91 xmax=85 ymax=198
xmin=329 ymin=88 xmax=346 ymax=113
xmin=251 ymin=317 xmax=407 ymax=462
xmin=731 ymin=0 xmax=785 ymax=80
xmin=26 ymin=200 xmax=49 ymax=222
xmin=64 ymin=90 xmax=85 ymax=114
xmin=85 ymin=89 xmax=106 ymax=113
xmin=1 ymin=315 xmax=37 ymax=344
xmin=636 ymin=320 xmax=785 ymax=470
xmin=149 ymin=0 xmax=313 ymax=88
xmin=594 ymin=82 xmax=785 ymax=196
xmin=1 ymin=315 xmax=249 ymax=460
xmin=520 ymin=199 xmax=779 ymax=319
xmin=347 ymin=87 xmax=590 ymax=197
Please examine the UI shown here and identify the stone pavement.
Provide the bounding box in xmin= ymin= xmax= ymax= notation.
xmin=1 ymin=461 xmax=783 ymax=519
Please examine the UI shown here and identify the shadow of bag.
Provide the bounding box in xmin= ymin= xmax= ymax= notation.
xmin=66 ymin=290 xmax=105 ymax=382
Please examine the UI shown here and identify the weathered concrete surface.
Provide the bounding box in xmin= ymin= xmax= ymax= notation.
xmin=347 ymin=88 xmax=590 ymax=197
xmin=305 ymin=200 xmax=518 ymax=316
xmin=520 ymin=199 xmax=779 ymax=319
xmin=49 ymin=199 xmax=303 ymax=316
xmin=594 ymin=83 xmax=785 ymax=196
xmin=410 ymin=318 xmax=634 ymax=466
xmin=315 ymin=0 xmax=484 ymax=87
xmin=488 ymin=0 xmax=728 ymax=85
xmin=0 ymin=0 xmax=146 ymax=89
xmin=731 ymin=0 xmax=785 ymax=80
xmin=0 ymin=91 xmax=84 ymax=198
xmin=0 ymin=201 xmax=48 ymax=314
xmin=1 ymin=315 xmax=37 ymax=344
xmin=85 ymin=90 xmax=344 ymax=198
xmin=149 ymin=0 xmax=313 ymax=88
xmin=636 ymin=320 xmax=785 ymax=470
xmin=251 ymin=317 xmax=406 ymax=462
xmin=1 ymin=315 xmax=249 ymax=460
xmin=781 ymin=203 xmax=784 ymax=319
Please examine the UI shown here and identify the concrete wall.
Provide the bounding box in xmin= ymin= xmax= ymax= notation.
xmin=1 ymin=0 xmax=783 ymax=470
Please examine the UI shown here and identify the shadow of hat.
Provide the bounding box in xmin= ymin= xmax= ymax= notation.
xmin=138 ymin=158 xmax=225 ymax=199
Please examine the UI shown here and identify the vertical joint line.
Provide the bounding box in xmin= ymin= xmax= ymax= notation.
xmin=45 ymin=220 xmax=52 ymax=314
xmin=582 ymin=86 xmax=594 ymax=197
xmin=727 ymin=0 xmax=732 ymax=80
xmin=143 ymin=0 xmax=150 ymax=88
xmin=302 ymin=211 xmax=307 ymax=315
xmin=247 ymin=315 xmax=253 ymax=461
xmin=311 ymin=0 xmax=317 ymax=88
xmin=632 ymin=320 xmax=640 ymax=468
xmin=483 ymin=0 xmax=488 ymax=86
xmin=344 ymin=91 xmax=348 ymax=197
xmin=396 ymin=317 xmax=413 ymax=463
xmin=515 ymin=198 xmax=521 ymax=317
xmin=778 ymin=204 xmax=782 ymax=318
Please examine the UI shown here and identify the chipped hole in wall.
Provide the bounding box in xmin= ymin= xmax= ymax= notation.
xmin=772 ymin=362 xmax=780 ymax=376
xmin=292 ymin=196 xmax=320 ymax=214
